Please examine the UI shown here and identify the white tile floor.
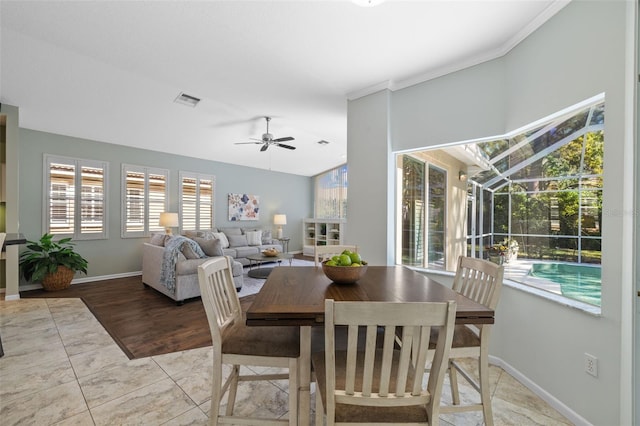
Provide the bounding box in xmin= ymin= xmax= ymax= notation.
xmin=0 ymin=297 xmax=573 ymax=425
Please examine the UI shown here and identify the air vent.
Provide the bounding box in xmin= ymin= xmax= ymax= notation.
xmin=174 ymin=92 xmax=200 ymax=108
xmin=317 ymin=140 xmax=330 ymax=145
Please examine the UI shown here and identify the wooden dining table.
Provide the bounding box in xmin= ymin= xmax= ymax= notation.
xmin=246 ymin=265 xmax=494 ymax=426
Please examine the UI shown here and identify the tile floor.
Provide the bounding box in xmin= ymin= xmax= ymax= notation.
xmin=0 ymin=297 xmax=573 ymax=425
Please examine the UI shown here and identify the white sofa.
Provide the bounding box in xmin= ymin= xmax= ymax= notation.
xmin=142 ymin=241 xmax=244 ymax=305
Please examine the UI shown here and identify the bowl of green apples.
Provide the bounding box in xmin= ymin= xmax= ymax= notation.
xmin=321 ymin=250 xmax=368 ymax=284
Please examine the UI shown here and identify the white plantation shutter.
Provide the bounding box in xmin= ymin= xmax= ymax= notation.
xmin=179 ymin=172 xmax=214 ymax=231
xmin=122 ymin=164 xmax=168 ymax=237
xmin=45 ymin=155 xmax=107 ymax=239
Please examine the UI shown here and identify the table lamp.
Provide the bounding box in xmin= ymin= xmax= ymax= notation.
xmin=274 ymin=214 xmax=287 ymax=239
xmin=159 ymin=212 xmax=179 ymax=235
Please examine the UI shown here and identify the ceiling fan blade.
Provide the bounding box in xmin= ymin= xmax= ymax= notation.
xmin=273 ymin=136 xmax=294 ymax=142
xmin=275 ymin=143 xmax=296 ymax=150
xmin=235 ymin=141 xmax=263 ymax=145
xmin=260 ymin=144 xmax=269 ymax=152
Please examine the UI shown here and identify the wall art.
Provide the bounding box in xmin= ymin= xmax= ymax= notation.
xmin=228 ymin=193 xmax=260 ymax=221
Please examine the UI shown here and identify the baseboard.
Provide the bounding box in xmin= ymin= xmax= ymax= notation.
xmin=489 ymin=355 xmax=592 ymax=426
xmin=13 ymin=271 xmax=143 ymax=293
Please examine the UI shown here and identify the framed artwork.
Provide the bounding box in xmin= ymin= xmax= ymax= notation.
xmin=228 ymin=193 xmax=260 ymax=221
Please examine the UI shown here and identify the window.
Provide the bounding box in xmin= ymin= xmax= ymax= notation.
xmin=122 ymin=164 xmax=168 ymax=237
xmin=396 ymin=94 xmax=604 ymax=307
xmin=315 ymin=164 xmax=347 ymax=219
xmin=179 ymin=172 xmax=214 ymax=231
xmin=44 ymin=155 xmax=107 ymax=239
xmin=398 ymin=156 xmax=447 ymax=269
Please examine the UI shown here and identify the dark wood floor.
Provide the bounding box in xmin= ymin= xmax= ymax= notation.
xmin=18 ymin=253 xmax=311 ymax=358
xmin=21 ymin=275 xmax=254 ymax=359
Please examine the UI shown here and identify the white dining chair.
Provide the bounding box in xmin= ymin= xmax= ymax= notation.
xmin=312 ymin=299 xmax=457 ymax=425
xmin=437 ymin=256 xmax=504 ymax=426
xmin=198 ymin=256 xmax=300 ymax=425
xmin=314 ymin=244 xmax=358 ymax=267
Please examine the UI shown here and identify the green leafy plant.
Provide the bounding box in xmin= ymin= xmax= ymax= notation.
xmin=19 ymin=233 xmax=88 ymax=282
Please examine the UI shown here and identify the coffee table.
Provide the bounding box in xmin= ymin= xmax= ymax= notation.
xmin=246 ymin=252 xmax=294 ymax=278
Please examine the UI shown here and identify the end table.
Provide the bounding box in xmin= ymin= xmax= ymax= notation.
xmin=278 ymin=237 xmax=290 ymax=253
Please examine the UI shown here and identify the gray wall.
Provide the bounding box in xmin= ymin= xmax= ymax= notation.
xmin=347 ymin=1 xmax=635 ymax=424
xmin=18 ymin=128 xmax=312 ymax=280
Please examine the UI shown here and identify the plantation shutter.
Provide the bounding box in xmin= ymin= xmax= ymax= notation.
xmin=122 ymin=164 xmax=168 ymax=237
xmin=179 ymin=172 xmax=214 ymax=231
xmin=45 ymin=155 xmax=107 ymax=239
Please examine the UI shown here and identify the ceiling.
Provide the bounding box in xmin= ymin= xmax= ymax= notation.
xmin=0 ymin=0 xmax=568 ymax=177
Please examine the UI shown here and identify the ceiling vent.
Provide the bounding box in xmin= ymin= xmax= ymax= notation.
xmin=174 ymin=92 xmax=200 ymax=108
xmin=317 ymin=140 xmax=330 ymax=145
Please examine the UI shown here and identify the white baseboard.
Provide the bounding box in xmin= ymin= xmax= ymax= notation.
xmin=3 ymin=271 xmax=144 ymax=294
xmin=489 ymin=355 xmax=592 ymax=426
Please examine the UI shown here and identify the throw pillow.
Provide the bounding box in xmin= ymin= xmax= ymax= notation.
xmin=261 ymin=229 xmax=273 ymax=244
xmin=245 ymin=230 xmax=262 ymax=246
xmin=183 ymin=230 xmax=202 ymax=239
xmin=181 ymin=242 xmax=202 ymax=259
xmin=199 ymin=229 xmax=219 ymax=240
xmin=194 ymin=237 xmax=223 ymax=257
xmin=149 ymin=233 xmax=166 ymax=246
xmin=227 ymin=234 xmax=248 ymax=248
xmin=212 ymin=232 xmax=230 ymax=248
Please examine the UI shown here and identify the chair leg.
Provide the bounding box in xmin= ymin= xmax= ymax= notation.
xmin=210 ymin=358 xmax=223 ymax=426
xmin=315 ymin=386 xmax=324 ymax=426
xmin=288 ymin=358 xmax=298 ymax=426
xmin=225 ymin=365 xmax=240 ymax=416
xmin=449 ymin=360 xmax=461 ymax=405
xmin=479 ymin=351 xmax=494 ymax=426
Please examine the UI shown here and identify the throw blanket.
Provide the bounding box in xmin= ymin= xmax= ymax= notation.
xmin=160 ymin=236 xmax=206 ymax=294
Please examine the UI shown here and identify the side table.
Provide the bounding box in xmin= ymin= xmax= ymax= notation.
xmin=277 ymin=237 xmax=290 ymax=253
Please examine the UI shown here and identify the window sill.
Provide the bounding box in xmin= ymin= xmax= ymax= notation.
xmin=408 ymin=266 xmax=601 ymax=317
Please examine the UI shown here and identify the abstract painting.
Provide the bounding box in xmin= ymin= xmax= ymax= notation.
xmin=228 ymin=193 xmax=260 ymax=221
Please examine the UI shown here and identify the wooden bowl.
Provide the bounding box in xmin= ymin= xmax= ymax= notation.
xmin=321 ymin=261 xmax=368 ymax=284
xmin=262 ymin=249 xmax=279 ymax=257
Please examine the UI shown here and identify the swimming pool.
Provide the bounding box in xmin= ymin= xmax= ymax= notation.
xmin=528 ymin=263 xmax=601 ymax=306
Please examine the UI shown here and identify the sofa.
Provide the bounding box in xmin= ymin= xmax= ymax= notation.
xmin=183 ymin=227 xmax=283 ymax=266
xmin=142 ymin=235 xmax=244 ymax=305
xmin=142 ymin=227 xmax=283 ymax=304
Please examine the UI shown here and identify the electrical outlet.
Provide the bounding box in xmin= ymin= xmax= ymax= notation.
xmin=584 ymin=353 xmax=598 ymax=377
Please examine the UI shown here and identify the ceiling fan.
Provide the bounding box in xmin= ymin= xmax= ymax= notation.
xmin=234 ymin=116 xmax=296 ymax=152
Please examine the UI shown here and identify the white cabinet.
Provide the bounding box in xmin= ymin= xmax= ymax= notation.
xmin=302 ymin=219 xmax=346 ymax=256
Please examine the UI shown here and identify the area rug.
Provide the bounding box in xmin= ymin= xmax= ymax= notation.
xmin=22 ymin=258 xmax=314 ymax=359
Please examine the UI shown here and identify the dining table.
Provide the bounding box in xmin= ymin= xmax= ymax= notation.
xmin=245 ymin=265 xmax=494 ymax=426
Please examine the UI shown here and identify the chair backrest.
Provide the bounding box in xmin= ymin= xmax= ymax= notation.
xmin=314 ymin=244 xmax=358 ymax=266
xmin=453 ymin=256 xmax=504 ymax=310
xmin=324 ymin=299 xmax=456 ymax=418
xmin=197 ymin=256 xmax=242 ymax=352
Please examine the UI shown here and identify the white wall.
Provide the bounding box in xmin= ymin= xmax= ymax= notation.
xmin=346 ymin=90 xmax=393 ymax=265
xmin=347 ymin=1 xmax=634 ymax=424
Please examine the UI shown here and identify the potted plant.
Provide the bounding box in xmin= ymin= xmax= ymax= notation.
xmin=19 ymin=233 xmax=88 ymax=291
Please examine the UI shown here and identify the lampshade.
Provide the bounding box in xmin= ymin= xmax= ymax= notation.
xmin=274 ymin=214 xmax=287 ymax=225
xmin=159 ymin=212 xmax=179 ymax=234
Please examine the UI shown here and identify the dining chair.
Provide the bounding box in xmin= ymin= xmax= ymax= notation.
xmin=314 ymin=244 xmax=358 ymax=266
xmin=438 ymin=255 xmax=504 ymax=426
xmin=312 ymin=299 xmax=457 ymax=426
xmin=197 ymin=256 xmax=300 ymax=426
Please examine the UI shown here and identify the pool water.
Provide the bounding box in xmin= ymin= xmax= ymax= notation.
xmin=529 ymin=263 xmax=601 ymax=306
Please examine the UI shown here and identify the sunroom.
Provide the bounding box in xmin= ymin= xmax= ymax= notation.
xmin=396 ymin=95 xmax=604 ymax=309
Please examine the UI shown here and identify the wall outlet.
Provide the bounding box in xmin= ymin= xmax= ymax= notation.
xmin=584 ymin=353 xmax=598 ymax=377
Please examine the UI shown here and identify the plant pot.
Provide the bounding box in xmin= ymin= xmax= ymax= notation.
xmin=42 ymin=265 xmax=75 ymax=291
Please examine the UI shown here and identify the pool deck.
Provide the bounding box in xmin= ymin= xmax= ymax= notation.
xmin=502 ymin=259 xmax=568 ymax=295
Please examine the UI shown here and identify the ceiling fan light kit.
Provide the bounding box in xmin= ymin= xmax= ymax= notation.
xmin=235 ymin=116 xmax=296 ymax=152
